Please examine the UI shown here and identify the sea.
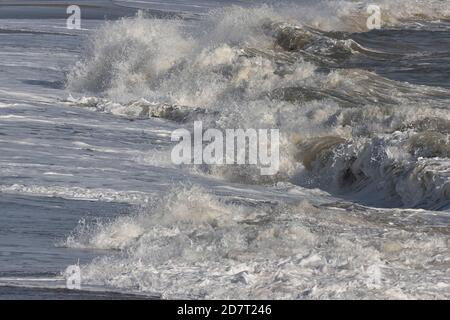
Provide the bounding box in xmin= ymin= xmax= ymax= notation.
xmin=0 ymin=0 xmax=449 ymax=299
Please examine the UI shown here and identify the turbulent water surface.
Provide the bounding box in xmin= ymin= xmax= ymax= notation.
xmin=0 ymin=0 xmax=449 ymax=299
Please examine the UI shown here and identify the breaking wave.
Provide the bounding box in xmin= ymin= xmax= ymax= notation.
xmin=67 ymin=5 xmax=450 ymax=210
xmin=64 ymin=185 xmax=450 ymax=299
xmin=60 ymin=2 xmax=450 ymax=299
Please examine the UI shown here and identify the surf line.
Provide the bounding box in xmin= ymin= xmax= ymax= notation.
xmin=177 ymin=304 xmax=211 ymax=318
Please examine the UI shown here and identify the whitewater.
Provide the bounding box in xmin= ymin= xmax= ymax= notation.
xmin=0 ymin=0 xmax=449 ymax=299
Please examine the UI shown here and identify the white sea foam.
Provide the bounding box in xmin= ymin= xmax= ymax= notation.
xmin=66 ymin=185 xmax=450 ymax=299
xmin=51 ymin=2 xmax=450 ymax=299
xmin=66 ymin=6 xmax=450 ymax=209
xmin=0 ymin=184 xmax=151 ymax=204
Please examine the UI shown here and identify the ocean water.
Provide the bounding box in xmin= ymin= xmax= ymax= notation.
xmin=0 ymin=0 xmax=449 ymax=299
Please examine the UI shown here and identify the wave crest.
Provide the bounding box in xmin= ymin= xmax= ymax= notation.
xmin=66 ymin=6 xmax=450 ymax=210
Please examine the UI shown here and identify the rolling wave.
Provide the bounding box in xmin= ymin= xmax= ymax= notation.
xmin=55 ymin=1 xmax=450 ymax=300
xmin=67 ymin=5 xmax=450 ymax=210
